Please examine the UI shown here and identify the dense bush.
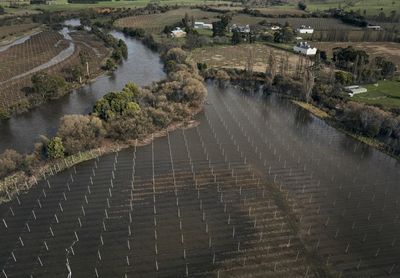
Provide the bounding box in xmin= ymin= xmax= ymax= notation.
xmin=31 ymin=72 xmax=67 ymax=100
xmin=0 ymin=150 xmax=25 ymax=179
xmin=57 ymin=115 xmax=105 ymax=154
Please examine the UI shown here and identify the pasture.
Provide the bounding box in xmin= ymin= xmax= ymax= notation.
xmin=305 ymin=0 xmax=400 ymax=17
xmin=314 ymin=42 xmax=400 ymax=68
xmin=352 ymin=80 xmax=400 ymax=109
xmin=232 ymin=15 xmax=359 ymax=30
xmin=190 ymin=43 xmax=302 ymax=73
xmin=114 ymin=8 xmax=219 ymax=34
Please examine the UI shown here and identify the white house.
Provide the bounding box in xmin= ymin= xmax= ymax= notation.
xmin=293 ymin=42 xmax=317 ymax=56
xmin=271 ymin=26 xmax=281 ymax=31
xmin=345 ymin=85 xmax=368 ymax=97
xmin=296 ymin=25 xmax=314 ymax=34
xmin=170 ymin=27 xmax=186 ymax=38
xmin=194 ymin=21 xmax=213 ymax=30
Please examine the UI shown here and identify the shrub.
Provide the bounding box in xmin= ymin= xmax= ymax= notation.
xmin=46 ymin=137 xmax=65 ymax=159
xmin=57 ymin=115 xmax=105 ymax=154
xmin=0 ymin=149 xmax=25 ymax=179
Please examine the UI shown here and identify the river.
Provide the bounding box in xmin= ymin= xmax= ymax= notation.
xmin=0 ymin=26 xmax=165 ymax=153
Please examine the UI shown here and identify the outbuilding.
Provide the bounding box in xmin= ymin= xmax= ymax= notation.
xmin=293 ymin=42 xmax=317 ymax=56
xmin=345 ymin=85 xmax=368 ymax=97
xmin=296 ymin=25 xmax=314 ymax=34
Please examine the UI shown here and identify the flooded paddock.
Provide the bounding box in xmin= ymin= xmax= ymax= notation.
xmin=1 ymin=82 xmax=400 ymax=277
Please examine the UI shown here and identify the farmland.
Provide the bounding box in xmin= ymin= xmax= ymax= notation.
xmin=190 ymin=43 xmax=301 ymax=73
xmin=0 ymin=23 xmax=41 ymax=45
xmin=0 ymin=29 xmax=110 ymax=112
xmin=114 ymin=8 xmax=220 ymax=34
xmin=232 ymin=15 xmax=360 ymax=31
xmin=352 ymin=80 xmax=400 ymax=109
xmin=314 ymin=42 xmax=400 ymax=68
xmin=304 ymin=0 xmax=400 ymax=17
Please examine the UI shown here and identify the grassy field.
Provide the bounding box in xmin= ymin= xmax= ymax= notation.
xmin=304 ymin=0 xmax=400 ymax=16
xmin=6 ymin=0 xmax=230 ymax=12
xmin=114 ymin=8 xmax=220 ymax=34
xmin=190 ymin=43 xmax=302 ymax=73
xmin=314 ymin=42 xmax=400 ymax=68
xmin=352 ymin=80 xmax=400 ymax=109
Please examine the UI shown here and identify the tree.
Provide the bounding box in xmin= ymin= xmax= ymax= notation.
xmin=231 ymin=29 xmax=242 ymax=45
xmin=212 ymin=15 xmax=231 ymax=37
xmin=0 ymin=5 xmax=5 ymax=15
xmin=46 ymin=137 xmax=65 ymax=159
xmin=58 ymin=115 xmax=105 ymax=154
xmin=31 ymin=72 xmax=67 ymax=100
xmin=335 ymin=71 xmax=354 ymax=85
xmin=103 ymin=58 xmax=116 ymax=71
xmin=298 ymin=1 xmax=307 ymax=10
xmin=0 ymin=149 xmax=24 ymax=179
xmin=274 ymin=26 xmax=294 ymax=43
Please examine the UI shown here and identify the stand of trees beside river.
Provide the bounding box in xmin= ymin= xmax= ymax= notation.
xmin=0 ymin=46 xmax=206 ymax=199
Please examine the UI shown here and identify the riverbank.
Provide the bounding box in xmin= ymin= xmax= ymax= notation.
xmin=0 ymin=28 xmax=114 ymax=120
xmin=291 ymin=100 xmax=394 ymax=157
xmin=206 ymin=69 xmax=400 ymax=161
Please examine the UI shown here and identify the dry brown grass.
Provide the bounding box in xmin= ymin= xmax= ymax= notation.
xmin=314 ymin=42 xmax=400 ymax=68
xmin=114 ymin=8 xmax=220 ymax=34
xmin=190 ymin=43 xmax=302 ymax=73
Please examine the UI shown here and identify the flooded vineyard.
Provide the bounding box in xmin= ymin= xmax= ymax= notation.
xmin=1 ymin=82 xmax=400 ymax=277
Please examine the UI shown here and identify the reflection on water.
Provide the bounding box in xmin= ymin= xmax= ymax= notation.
xmin=0 ymin=31 xmax=165 ymax=153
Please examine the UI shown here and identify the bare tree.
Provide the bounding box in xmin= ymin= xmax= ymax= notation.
xmin=246 ymin=49 xmax=255 ymax=75
xmin=266 ymin=50 xmax=276 ymax=79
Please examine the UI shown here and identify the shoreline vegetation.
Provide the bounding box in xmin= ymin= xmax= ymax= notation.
xmin=0 ymin=23 xmax=124 ymax=120
xmin=0 ymin=39 xmax=207 ymax=203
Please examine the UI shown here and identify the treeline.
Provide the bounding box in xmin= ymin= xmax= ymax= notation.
xmin=311 ymin=83 xmax=400 ymax=155
xmin=91 ymin=26 xmax=127 ymax=70
xmin=0 ymin=47 xmax=207 ymax=182
xmin=203 ymin=51 xmax=400 ymax=156
xmin=332 ymin=46 xmax=396 ymax=84
xmin=330 ymin=9 xmax=368 ymax=27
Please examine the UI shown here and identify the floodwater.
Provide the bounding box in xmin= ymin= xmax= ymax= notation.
xmin=0 ymin=27 xmax=165 ymax=153
xmin=1 ymin=19 xmax=400 ymax=277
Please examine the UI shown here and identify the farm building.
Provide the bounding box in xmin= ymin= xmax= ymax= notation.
xmin=230 ymin=24 xmax=251 ymax=33
xmin=170 ymin=27 xmax=186 ymax=38
xmin=293 ymin=42 xmax=317 ymax=56
xmin=297 ymin=25 xmax=314 ymax=34
xmin=194 ymin=22 xmax=213 ymax=30
xmin=345 ymin=85 xmax=368 ymax=97
xmin=367 ymin=24 xmax=381 ymax=31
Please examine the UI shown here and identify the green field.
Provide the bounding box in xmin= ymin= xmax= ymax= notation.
xmin=1 ymin=0 xmax=230 ymax=12
xmin=352 ymin=80 xmax=400 ymax=109
xmin=305 ymin=0 xmax=400 ymax=17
